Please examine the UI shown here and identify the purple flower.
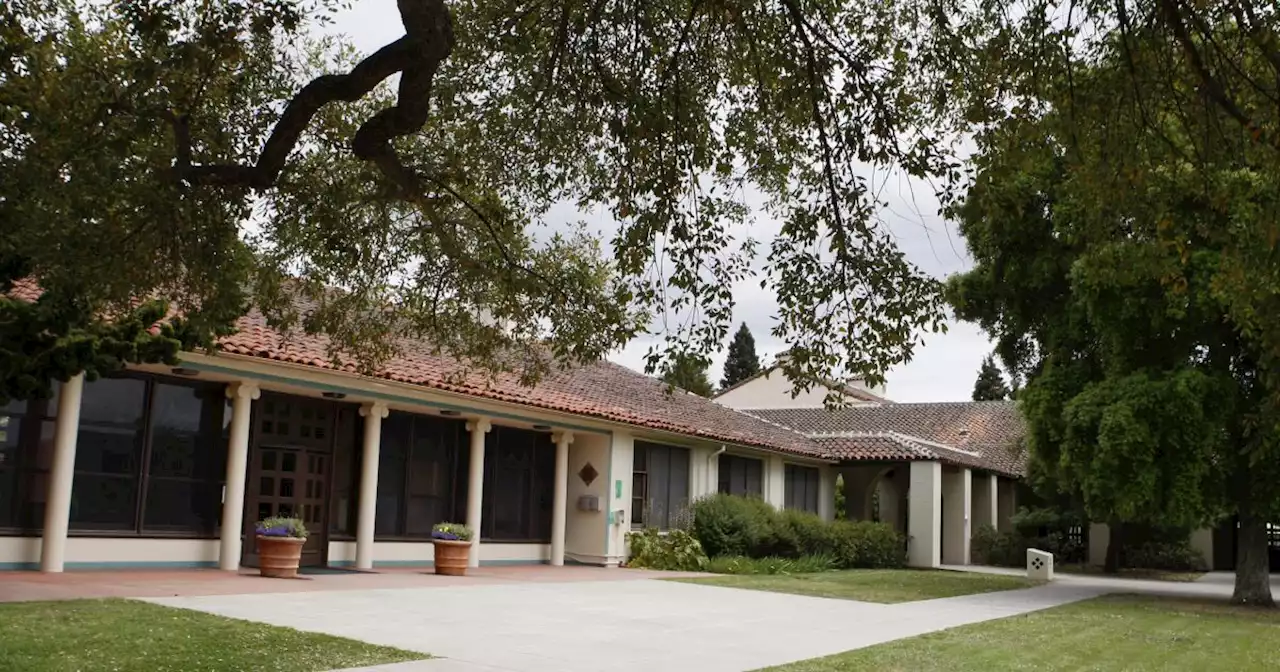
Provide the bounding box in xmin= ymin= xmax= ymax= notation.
xmin=432 ymin=530 xmax=461 ymax=540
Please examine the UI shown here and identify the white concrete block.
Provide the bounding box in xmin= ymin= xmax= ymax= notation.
xmin=1027 ymin=548 xmax=1053 ymax=581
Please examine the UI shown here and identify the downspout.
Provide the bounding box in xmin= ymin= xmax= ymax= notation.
xmin=708 ymin=446 xmax=726 ymax=494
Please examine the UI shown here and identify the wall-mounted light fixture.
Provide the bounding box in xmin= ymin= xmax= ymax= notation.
xmin=171 ymin=367 xmax=200 ymax=377
xmin=439 ymin=409 xmax=462 ymax=417
xmin=532 ymin=424 xmax=552 ymax=431
xmin=321 ymin=391 xmax=347 ymax=400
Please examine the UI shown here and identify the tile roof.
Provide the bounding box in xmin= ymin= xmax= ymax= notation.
xmin=220 ymin=309 xmax=828 ymax=458
xmin=711 ymin=365 xmax=890 ymax=403
xmin=743 ymin=402 xmax=1026 ymax=476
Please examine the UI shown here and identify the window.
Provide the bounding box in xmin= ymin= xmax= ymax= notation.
xmin=0 ymin=373 xmax=232 ymax=536
xmin=784 ymin=464 xmax=821 ymax=514
xmin=373 ymin=413 xmax=464 ymax=538
xmin=718 ymin=454 xmax=763 ymax=497
xmin=480 ymin=426 xmax=554 ymax=541
xmin=0 ymin=389 xmax=58 ymax=531
xmin=632 ymin=442 xmax=690 ymax=529
xmin=141 ymin=383 xmax=230 ymax=532
xmin=71 ymin=377 xmax=148 ymax=530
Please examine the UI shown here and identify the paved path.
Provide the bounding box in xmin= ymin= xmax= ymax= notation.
xmin=942 ymin=564 xmax=1280 ymax=600
xmin=145 ymin=577 xmax=1107 ymax=672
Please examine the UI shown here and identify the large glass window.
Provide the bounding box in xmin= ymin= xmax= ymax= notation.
xmin=718 ymin=454 xmax=764 ymax=497
xmin=141 ymin=383 xmax=229 ymax=532
xmin=0 ymin=390 xmax=58 ymax=531
xmin=373 ymin=412 xmax=463 ymax=538
xmin=0 ymin=374 xmax=232 ymax=536
xmin=481 ymin=426 xmax=554 ymax=541
xmin=784 ymin=464 xmax=821 ymax=514
xmin=632 ymin=442 xmax=690 ymax=530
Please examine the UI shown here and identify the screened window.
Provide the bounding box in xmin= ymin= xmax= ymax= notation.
xmin=632 ymin=442 xmax=690 ymax=530
xmin=784 ymin=464 xmax=821 ymax=514
xmin=71 ymin=377 xmax=148 ymax=530
xmin=718 ymin=454 xmax=763 ymax=497
xmin=373 ymin=413 xmax=463 ymax=538
xmin=141 ymin=383 xmax=230 ymax=532
xmin=480 ymin=426 xmax=554 ymax=541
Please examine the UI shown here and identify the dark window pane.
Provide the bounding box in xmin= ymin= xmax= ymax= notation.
xmin=70 ymin=474 xmax=137 ymax=529
xmin=258 ymin=502 xmax=272 ymax=520
xmin=278 ymin=503 xmax=293 ymax=517
xmin=260 ymin=477 xmax=274 ymax=496
xmin=277 ymin=422 xmax=289 ymax=436
xmin=148 ymin=383 xmax=227 ymax=479
xmin=481 ymin=426 xmax=552 ymax=540
xmin=78 ymin=378 xmax=145 ymax=425
xmin=143 ymin=479 xmax=221 ymax=533
xmin=262 ymin=419 xmax=274 ymax=434
xmin=280 ymin=478 xmax=294 ymax=497
xmin=281 ymin=452 xmax=296 ymax=472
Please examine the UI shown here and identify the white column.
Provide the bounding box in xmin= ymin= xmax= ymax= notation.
xmin=465 ymin=418 xmax=491 ymax=568
xmin=818 ymin=465 xmax=837 ymax=521
xmin=550 ymin=431 xmax=573 ymax=566
xmin=908 ymin=461 xmax=942 ymax=569
xmin=942 ymin=467 xmax=972 ymax=565
xmin=218 ymin=381 xmax=260 ymax=571
xmin=356 ymin=401 xmax=389 ymax=570
xmin=973 ymin=473 xmax=998 ymax=532
xmin=766 ymin=455 xmax=786 ymax=509
xmin=40 ymin=373 xmax=85 ymax=573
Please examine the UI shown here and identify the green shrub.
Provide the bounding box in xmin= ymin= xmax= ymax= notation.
xmin=626 ymin=528 xmax=709 ymax=571
xmin=777 ymin=509 xmax=834 ymax=558
xmin=691 ymin=493 xmax=781 ymax=557
xmin=828 ymin=520 xmax=905 ymax=568
xmin=970 ymin=524 xmax=1026 ymax=567
xmin=706 ymin=554 xmax=836 ymax=575
xmin=1125 ymin=539 xmax=1205 ymax=571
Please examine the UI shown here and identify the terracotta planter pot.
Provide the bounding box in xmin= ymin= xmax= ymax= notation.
xmin=257 ymin=536 xmax=305 ymax=578
xmin=432 ymin=539 xmax=472 ymax=576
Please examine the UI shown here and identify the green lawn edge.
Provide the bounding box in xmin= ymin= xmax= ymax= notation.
xmin=0 ymin=598 xmax=426 ymax=672
xmin=759 ymin=594 xmax=1280 ymax=671
xmin=670 ymin=568 xmax=1040 ymax=603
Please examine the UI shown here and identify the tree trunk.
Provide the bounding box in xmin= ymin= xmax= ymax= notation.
xmin=1103 ymin=521 xmax=1124 ymax=574
xmin=1233 ymin=514 xmax=1275 ymax=607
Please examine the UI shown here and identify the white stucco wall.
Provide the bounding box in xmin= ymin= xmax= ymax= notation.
xmin=689 ymin=445 xmax=722 ymax=503
xmin=606 ymin=431 xmax=635 ymax=566
xmin=765 ymin=455 xmax=786 ymax=509
xmin=713 ymin=369 xmax=882 ymax=409
xmin=564 ymin=432 xmax=610 ymax=565
xmin=0 ymin=537 xmax=220 ymax=569
xmin=327 ymin=540 xmax=549 ymax=565
xmin=818 ymin=465 xmax=837 ymax=521
xmin=908 ymin=461 xmax=942 ymax=568
xmin=941 ymin=467 xmax=972 ymax=566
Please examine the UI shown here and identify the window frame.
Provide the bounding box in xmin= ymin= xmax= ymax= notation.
xmin=783 ymin=463 xmax=821 ymax=514
xmin=0 ymin=373 xmax=231 ymax=539
xmin=369 ymin=412 xmax=465 ymax=541
xmin=632 ymin=441 xmax=691 ymax=531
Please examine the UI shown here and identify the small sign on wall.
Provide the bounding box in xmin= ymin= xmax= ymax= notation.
xmin=615 ymin=479 xmax=623 ymax=498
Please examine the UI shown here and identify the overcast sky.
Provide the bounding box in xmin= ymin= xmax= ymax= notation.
xmin=326 ymin=3 xmax=997 ymax=403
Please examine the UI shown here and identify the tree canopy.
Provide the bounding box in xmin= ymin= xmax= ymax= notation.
xmin=661 ymin=352 xmax=715 ymax=397
xmin=948 ymin=12 xmax=1280 ymax=605
xmin=0 ymin=0 xmax=975 ymax=402
xmin=720 ymin=323 xmax=761 ymax=390
xmin=971 ymin=355 xmax=1009 ymax=402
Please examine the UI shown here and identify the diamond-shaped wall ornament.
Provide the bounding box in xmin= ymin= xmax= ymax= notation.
xmin=578 ymin=462 xmax=599 ymax=486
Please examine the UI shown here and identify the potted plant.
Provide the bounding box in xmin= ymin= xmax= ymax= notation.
xmin=255 ymin=516 xmax=308 ymax=578
xmin=431 ymin=522 xmax=474 ymax=576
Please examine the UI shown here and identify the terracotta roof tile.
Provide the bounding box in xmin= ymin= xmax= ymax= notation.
xmin=744 ymin=402 xmax=1026 ymax=476
xmin=220 ymin=309 xmax=828 ymax=458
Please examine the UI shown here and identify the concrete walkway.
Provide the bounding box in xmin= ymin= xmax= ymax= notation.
xmin=146 ymin=576 xmax=1108 ymax=672
xmin=942 ymin=564 xmax=1280 ymax=601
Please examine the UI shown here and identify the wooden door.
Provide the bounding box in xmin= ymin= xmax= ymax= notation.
xmin=242 ymin=394 xmax=337 ymax=568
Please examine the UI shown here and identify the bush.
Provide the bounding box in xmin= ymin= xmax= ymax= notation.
xmin=971 ymin=525 xmax=1026 ymax=567
xmin=626 ymin=528 xmax=709 ymax=571
xmin=828 ymin=520 xmax=905 ymax=569
xmin=1125 ymin=539 xmax=1205 ymax=571
xmin=706 ymin=554 xmax=836 ymax=575
xmin=691 ymin=493 xmax=781 ymax=557
xmin=776 ymin=509 xmax=834 ymax=558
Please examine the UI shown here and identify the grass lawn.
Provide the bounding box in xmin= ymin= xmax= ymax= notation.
xmin=1056 ymin=563 xmax=1205 ymax=582
xmin=761 ymin=594 xmax=1280 ymax=671
xmin=673 ymin=569 xmax=1038 ymax=603
xmin=0 ymin=598 xmax=425 ymax=672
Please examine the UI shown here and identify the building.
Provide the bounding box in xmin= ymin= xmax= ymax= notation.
xmin=714 ymin=369 xmax=1025 ymax=568
xmin=1 ymin=293 xmax=1026 ymax=572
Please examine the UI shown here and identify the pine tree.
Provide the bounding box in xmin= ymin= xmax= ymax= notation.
xmin=971 ymin=355 xmax=1010 ymax=401
xmin=720 ymin=323 xmax=762 ymax=390
xmin=661 ymin=353 xmax=716 ymax=397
